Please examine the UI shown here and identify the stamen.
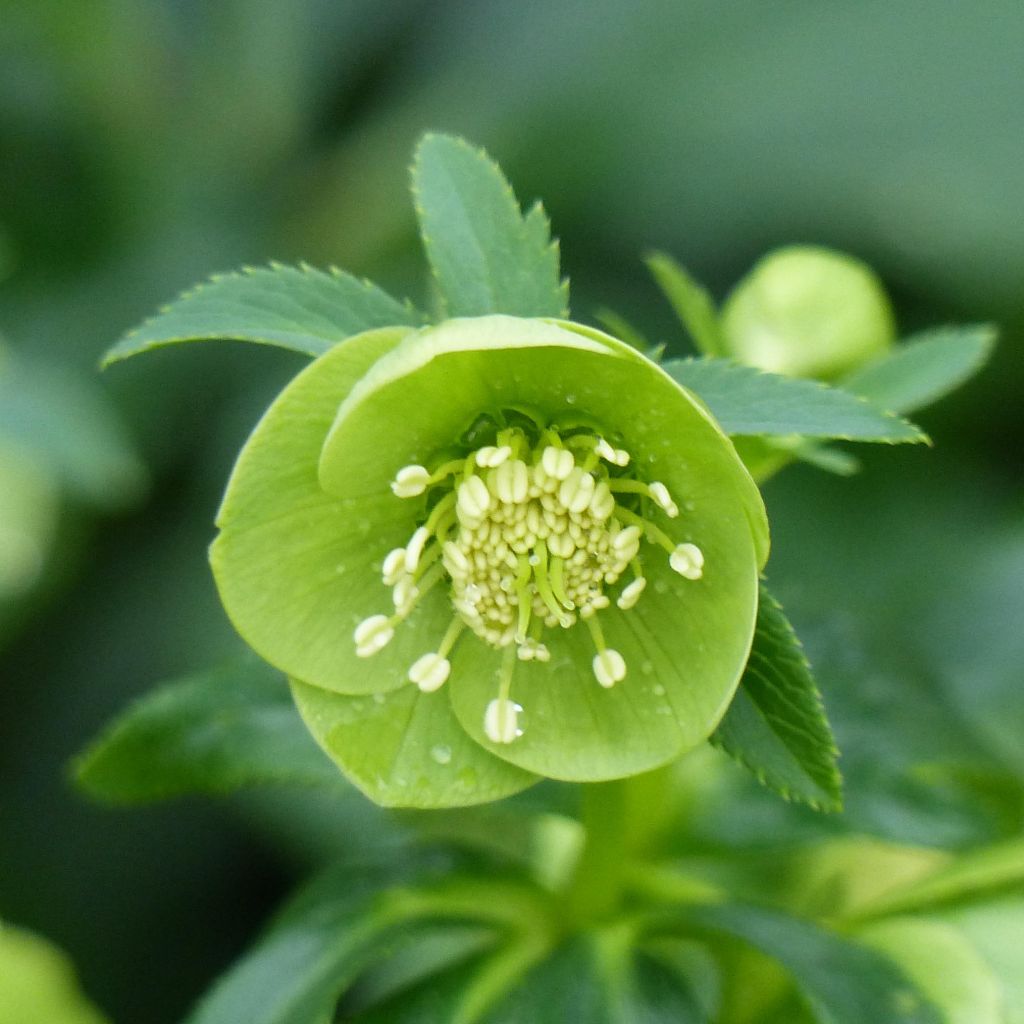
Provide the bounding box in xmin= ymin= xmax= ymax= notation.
xmin=558 ymin=469 xmax=596 ymax=515
xmin=484 ymin=646 xmax=522 ymax=743
xmin=548 ymin=555 xmax=574 ymax=609
xmin=586 ymin=615 xmax=626 ymax=687
xmin=381 ymin=548 xmax=407 ymax=586
xmin=670 ymin=542 xmax=704 ymax=580
xmin=457 ymin=476 xmax=492 ymax=522
xmin=649 ymin=481 xmax=680 ymax=518
xmin=392 ymin=576 xmax=419 ymax=615
xmin=408 ymin=652 xmax=450 ymax=692
xmin=533 ymin=541 xmax=573 ymax=626
xmin=617 ymin=577 xmax=647 ymax=609
xmin=484 ymin=698 xmax=522 ymax=742
xmin=354 ymin=614 xmax=395 ymax=657
xmin=391 ymin=464 xmax=431 ymax=498
xmin=403 ymin=526 xmax=431 ymax=573
xmin=541 ymin=446 xmax=574 ymax=481
xmin=475 ymin=445 xmax=512 ymax=468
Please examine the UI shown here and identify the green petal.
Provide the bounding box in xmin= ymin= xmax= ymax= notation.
xmin=320 ymin=315 xmax=765 ymax=781
xmin=290 ymin=677 xmax=537 ymax=808
xmin=210 ymin=325 xmax=461 ymax=695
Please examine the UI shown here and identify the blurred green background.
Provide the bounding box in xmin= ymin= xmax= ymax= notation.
xmin=1 ymin=2 xmax=1021 ymax=1021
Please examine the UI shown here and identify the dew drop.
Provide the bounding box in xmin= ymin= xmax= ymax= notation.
xmin=641 ymin=660 xmax=654 ymax=675
xmin=372 ymin=692 xmax=386 ymax=705
xmin=654 ymin=579 xmax=669 ymax=594
xmin=430 ymin=744 xmax=452 ymax=765
xmin=652 ymin=683 xmax=666 ymax=696
xmin=335 ymin=564 xmax=347 ymax=574
xmin=565 ymin=393 xmax=577 ymax=405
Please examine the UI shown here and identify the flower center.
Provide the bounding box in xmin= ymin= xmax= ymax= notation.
xmin=353 ymin=415 xmax=704 ymax=745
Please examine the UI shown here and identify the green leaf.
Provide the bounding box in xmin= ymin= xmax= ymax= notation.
xmin=103 ymin=263 xmax=419 ymax=365
xmin=646 ymin=252 xmax=725 ymax=357
xmin=711 ymin=585 xmax=842 ymax=811
xmin=847 ymin=837 xmax=1024 ymax=921
xmin=842 ymin=325 xmax=997 ymax=415
xmin=348 ymin=932 xmax=706 ymax=1024
xmin=857 ymin=919 xmax=1003 ymax=1024
xmin=664 ymin=357 xmax=928 ymax=443
xmin=74 ymin=657 xmax=337 ymax=803
xmin=673 ymin=903 xmax=943 ymax=1024
xmin=188 ymin=869 xmax=549 ymax=1024
xmin=411 ymin=134 xmax=568 ymax=319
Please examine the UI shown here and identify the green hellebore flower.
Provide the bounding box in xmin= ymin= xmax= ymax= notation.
xmin=722 ymin=246 xmax=896 ymax=381
xmin=211 ymin=315 xmax=769 ymax=807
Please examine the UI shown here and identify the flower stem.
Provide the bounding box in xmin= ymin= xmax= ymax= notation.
xmin=563 ymin=765 xmax=676 ymax=927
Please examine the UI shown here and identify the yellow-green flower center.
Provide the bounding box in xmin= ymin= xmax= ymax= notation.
xmin=355 ymin=419 xmax=704 ymax=744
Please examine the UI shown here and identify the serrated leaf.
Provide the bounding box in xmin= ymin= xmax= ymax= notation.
xmin=711 ymin=586 xmax=842 ymax=811
xmin=411 ymin=133 xmax=568 ymax=319
xmin=673 ymin=903 xmax=943 ymax=1024
xmin=74 ymin=657 xmax=337 ymax=803
xmin=646 ymin=252 xmax=725 ymax=357
xmin=843 ymin=325 xmax=997 ymax=415
xmin=103 ymin=263 xmax=419 ymax=365
xmin=664 ymin=357 xmax=927 ymax=443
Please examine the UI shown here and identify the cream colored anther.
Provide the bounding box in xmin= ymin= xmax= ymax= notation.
xmin=559 ymin=469 xmax=596 ymax=515
xmin=541 ymin=446 xmax=575 ymax=480
xmin=403 ymin=526 xmax=430 ymax=573
xmin=484 ymin=698 xmax=522 ymax=743
xmin=592 ymin=649 xmax=627 ymax=688
xmin=617 ymin=577 xmax=647 ymax=609
xmin=475 ymin=445 xmax=512 ymax=468
xmin=493 ymin=459 xmax=530 ymax=504
xmin=391 ymin=464 xmax=431 ymax=498
xmin=354 ymin=614 xmax=394 ymax=657
xmin=408 ymin=652 xmax=451 ymax=692
xmin=381 ymin=548 xmax=407 ymax=586
xmin=649 ymin=481 xmax=679 ymax=518
xmin=670 ymin=542 xmax=704 ymax=580
xmin=457 ymin=475 xmax=492 ymax=521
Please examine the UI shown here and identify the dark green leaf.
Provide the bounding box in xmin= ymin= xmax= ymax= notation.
xmin=711 ymin=586 xmax=842 ymax=811
xmin=674 ymin=903 xmax=943 ymax=1024
xmin=411 ymin=134 xmax=568 ymax=319
xmin=646 ymin=252 xmax=725 ymax=357
xmin=74 ymin=657 xmax=337 ymax=803
xmin=347 ymin=933 xmax=706 ymax=1024
xmin=843 ymin=325 xmax=996 ymax=415
xmin=103 ymin=263 xmax=419 ymax=364
xmin=664 ymin=357 xmax=927 ymax=443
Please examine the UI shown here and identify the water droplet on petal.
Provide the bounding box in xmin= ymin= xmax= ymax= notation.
xmin=652 ymin=683 xmax=666 ymax=696
xmin=372 ymin=692 xmax=386 ymax=705
xmin=565 ymin=393 xmax=576 ymax=405
xmin=641 ymin=661 xmax=654 ymax=675
xmin=430 ymin=744 xmax=452 ymax=765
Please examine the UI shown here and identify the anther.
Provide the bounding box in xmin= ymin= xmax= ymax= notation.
xmin=457 ymin=476 xmax=492 ymax=521
xmin=404 ymin=527 xmax=430 ymax=573
xmin=670 ymin=542 xmax=704 ymax=580
xmin=381 ymin=548 xmax=407 ymax=586
xmin=392 ymin=576 xmax=419 ymax=615
xmin=408 ymin=652 xmax=451 ymax=692
xmin=558 ymin=469 xmax=596 ymax=515
xmin=592 ymin=649 xmax=627 ymax=688
xmin=617 ymin=577 xmax=647 ymax=609
xmin=391 ymin=465 xmax=431 ymax=498
xmin=484 ymin=698 xmax=522 ymax=743
xmin=475 ymin=445 xmax=512 ymax=468
xmin=541 ymin=446 xmax=575 ymax=480
xmin=649 ymin=481 xmax=680 ymax=518
xmin=354 ymin=614 xmax=394 ymax=657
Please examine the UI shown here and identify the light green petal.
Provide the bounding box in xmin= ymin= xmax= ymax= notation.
xmin=320 ymin=315 xmax=765 ymax=781
xmin=211 ymin=326 xmax=462 ymax=695
xmin=290 ymin=678 xmax=537 ymax=808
